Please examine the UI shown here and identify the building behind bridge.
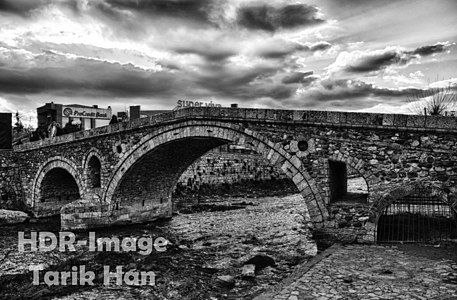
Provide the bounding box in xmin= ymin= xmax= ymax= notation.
xmin=37 ymin=102 xmax=112 ymax=131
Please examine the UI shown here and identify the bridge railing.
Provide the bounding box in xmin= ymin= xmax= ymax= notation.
xmin=13 ymin=108 xmax=457 ymax=151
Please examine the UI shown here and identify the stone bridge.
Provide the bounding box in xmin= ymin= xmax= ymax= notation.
xmin=3 ymin=107 xmax=457 ymax=242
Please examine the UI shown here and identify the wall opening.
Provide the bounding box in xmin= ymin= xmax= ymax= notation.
xmin=329 ymin=160 xmax=347 ymax=202
xmin=376 ymin=194 xmax=457 ymax=243
xmin=40 ymin=168 xmax=80 ymax=203
xmin=87 ymin=156 xmax=101 ymax=188
xmin=329 ymin=160 xmax=368 ymax=203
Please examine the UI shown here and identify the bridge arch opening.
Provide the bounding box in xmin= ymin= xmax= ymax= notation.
xmin=35 ymin=167 xmax=81 ymax=217
xmin=104 ymin=124 xmax=328 ymax=226
xmin=32 ymin=158 xmax=83 ymax=217
xmin=111 ymin=136 xmax=228 ymax=214
xmin=375 ymin=182 xmax=457 ymax=243
xmin=87 ymin=156 xmax=101 ymax=188
xmin=173 ymin=143 xmax=299 ymax=210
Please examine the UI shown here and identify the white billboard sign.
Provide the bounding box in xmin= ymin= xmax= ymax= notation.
xmin=62 ymin=106 xmax=112 ymax=120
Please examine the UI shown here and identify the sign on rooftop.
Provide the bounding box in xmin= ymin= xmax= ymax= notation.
xmin=175 ymin=100 xmax=221 ymax=110
xmin=62 ymin=106 xmax=112 ymax=119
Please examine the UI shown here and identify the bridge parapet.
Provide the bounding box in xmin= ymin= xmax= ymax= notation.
xmin=13 ymin=108 xmax=457 ymax=152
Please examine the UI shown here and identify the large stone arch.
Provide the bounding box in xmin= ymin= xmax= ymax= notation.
xmin=103 ymin=121 xmax=329 ymax=224
xmin=31 ymin=156 xmax=84 ymax=208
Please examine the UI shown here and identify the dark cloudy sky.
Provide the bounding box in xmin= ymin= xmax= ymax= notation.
xmin=0 ymin=0 xmax=456 ymax=126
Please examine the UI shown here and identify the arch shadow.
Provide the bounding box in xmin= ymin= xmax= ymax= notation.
xmin=83 ymin=148 xmax=104 ymax=192
xmin=31 ymin=157 xmax=84 ymax=216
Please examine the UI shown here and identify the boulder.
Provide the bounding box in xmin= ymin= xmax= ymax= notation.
xmin=0 ymin=209 xmax=29 ymax=225
xmin=244 ymin=254 xmax=276 ymax=270
xmin=216 ymin=275 xmax=235 ymax=288
xmin=241 ymin=264 xmax=256 ymax=278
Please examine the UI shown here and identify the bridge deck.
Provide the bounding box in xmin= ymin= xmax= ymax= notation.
xmin=14 ymin=107 xmax=457 ymax=152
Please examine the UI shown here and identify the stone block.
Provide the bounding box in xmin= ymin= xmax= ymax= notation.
xmin=367 ymin=114 xmax=383 ymax=125
xmin=290 ymin=156 xmax=302 ymax=169
xmin=228 ymin=108 xmax=246 ymax=119
xmin=293 ymin=110 xmax=303 ymax=121
xmin=292 ymin=172 xmax=305 ymax=184
xmin=307 ymin=111 xmax=327 ymax=123
xmin=277 ymin=110 xmax=293 ymax=121
xmin=256 ymin=109 xmax=267 ymax=119
xmin=206 ymin=107 xmax=221 ymax=117
xmin=265 ymin=110 xmax=277 ymax=120
xmin=406 ymin=115 xmax=426 ymax=128
xmin=218 ymin=108 xmax=231 ymax=118
xmin=326 ymin=111 xmax=341 ymax=123
xmin=245 ymin=109 xmax=258 ymax=119
xmin=297 ymin=179 xmax=311 ymax=192
xmin=394 ymin=114 xmax=408 ymax=127
xmin=346 ymin=112 xmax=369 ymax=125
xmin=426 ymin=116 xmax=457 ymax=129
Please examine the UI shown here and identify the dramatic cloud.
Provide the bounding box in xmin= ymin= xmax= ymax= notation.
xmin=328 ymin=42 xmax=453 ymax=74
xmin=0 ymin=59 xmax=179 ymax=97
xmin=412 ymin=42 xmax=451 ymax=56
xmin=172 ymin=45 xmax=237 ymax=62
xmin=0 ymin=0 xmax=50 ymax=16
xmin=313 ymin=78 xmax=423 ymax=101
xmin=282 ymin=71 xmax=316 ymax=85
xmin=0 ymin=0 xmax=457 ymax=123
xmin=0 ymin=45 xmax=299 ymax=102
xmin=96 ymin=0 xmax=214 ymax=25
xmin=237 ymin=3 xmax=324 ymax=32
xmin=253 ymin=41 xmax=332 ymax=59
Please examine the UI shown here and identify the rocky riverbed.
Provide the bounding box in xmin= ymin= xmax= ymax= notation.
xmin=0 ymin=194 xmax=316 ymax=300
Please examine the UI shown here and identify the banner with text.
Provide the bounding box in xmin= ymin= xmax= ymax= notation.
xmin=62 ymin=106 xmax=112 ymax=120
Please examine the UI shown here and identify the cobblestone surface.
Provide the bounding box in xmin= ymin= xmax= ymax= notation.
xmin=258 ymin=244 xmax=457 ymax=300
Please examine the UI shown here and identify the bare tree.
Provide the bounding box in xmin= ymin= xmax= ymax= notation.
xmin=407 ymin=84 xmax=456 ymax=116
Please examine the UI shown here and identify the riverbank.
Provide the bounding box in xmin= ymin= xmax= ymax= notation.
xmin=0 ymin=194 xmax=315 ymax=299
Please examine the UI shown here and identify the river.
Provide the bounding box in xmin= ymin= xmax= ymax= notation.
xmin=0 ymin=194 xmax=317 ymax=300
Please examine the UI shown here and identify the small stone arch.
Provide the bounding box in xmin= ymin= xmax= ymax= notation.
xmin=103 ymin=121 xmax=329 ymax=225
xmin=373 ymin=181 xmax=453 ymax=217
xmin=327 ymin=152 xmax=373 ymax=188
xmin=31 ymin=157 xmax=84 ymax=208
xmin=374 ymin=181 xmax=457 ymax=243
xmin=83 ymin=148 xmax=104 ymax=191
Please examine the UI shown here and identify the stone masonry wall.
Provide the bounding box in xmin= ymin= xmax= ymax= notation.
xmin=0 ymin=151 xmax=25 ymax=211
xmin=178 ymin=150 xmax=280 ymax=187
xmin=176 ymin=146 xmax=291 ymax=188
